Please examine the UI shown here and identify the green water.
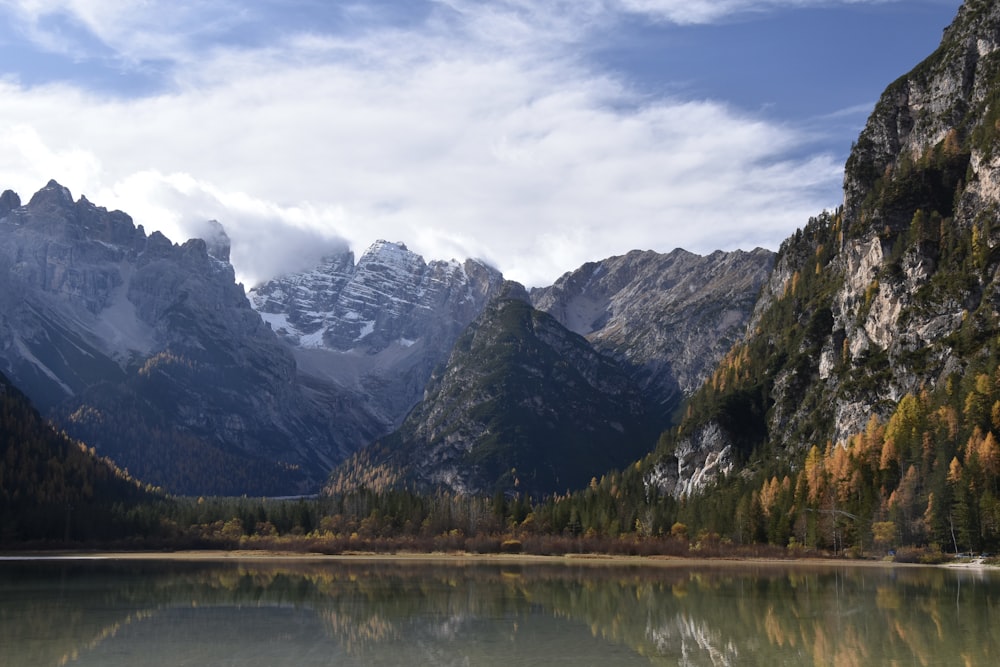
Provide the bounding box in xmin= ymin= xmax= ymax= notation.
xmin=1 ymin=558 xmax=998 ymax=666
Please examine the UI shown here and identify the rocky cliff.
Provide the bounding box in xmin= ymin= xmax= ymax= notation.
xmin=0 ymin=181 xmax=367 ymax=495
xmin=646 ymin=0 xmax=1000 ymax=498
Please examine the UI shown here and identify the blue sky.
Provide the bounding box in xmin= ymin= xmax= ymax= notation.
xmin=0 ymin=0 xmax=963 ymax=287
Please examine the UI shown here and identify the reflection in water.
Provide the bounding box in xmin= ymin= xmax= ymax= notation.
xmin=1 ymin=559 xmax=999 ymax=666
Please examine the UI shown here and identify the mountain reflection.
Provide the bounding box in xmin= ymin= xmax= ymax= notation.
xmin=1 ymin=559 xmax=998 ymax=666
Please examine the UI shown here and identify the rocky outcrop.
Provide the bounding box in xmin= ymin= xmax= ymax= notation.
xmin=531 ymin=248 xmax=774 ymax=421
xmin=0 ymin=181 xmax=150 ymax=400
xmin=644 ymin=422 xmax=734 ymax=499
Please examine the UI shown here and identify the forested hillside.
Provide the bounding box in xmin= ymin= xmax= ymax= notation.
xmin=0 ymin=371 xmax=159 ymax=542
xmin=328 ymin=295 xmax=656 ymax=497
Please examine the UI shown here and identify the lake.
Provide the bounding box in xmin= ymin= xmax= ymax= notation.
xmin=1 ymin=556 xmax=998 ymax=666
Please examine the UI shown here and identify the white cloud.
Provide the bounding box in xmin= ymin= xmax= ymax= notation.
xmin=0 ymin=0 xmax=848 ymax=288
xmin=0 ymin=0 xmax=247 ymax=63
xmin=613 ymin=0 xmax=899 ymax=25
xmin=93 ymin=171 xmax=351 ymax=287
xmin=0 ymin=123 xmax=102 ymax=192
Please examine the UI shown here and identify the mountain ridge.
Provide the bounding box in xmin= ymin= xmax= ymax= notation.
xmin=0 ymin=180 xmax=369 ymax=495
xmin=1 ymin=176 xmax=777 ymax=497
xmin=531 ymin=246 xmax=774 ymax=418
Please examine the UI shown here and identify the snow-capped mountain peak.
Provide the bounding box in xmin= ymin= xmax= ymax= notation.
xmin=248 ymin=240 xmax=507 ymax=427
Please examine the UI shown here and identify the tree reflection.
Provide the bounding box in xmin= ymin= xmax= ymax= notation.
xmin=2 ymin=560 xmax=998 ymax=666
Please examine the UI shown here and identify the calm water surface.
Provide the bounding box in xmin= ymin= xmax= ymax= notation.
xmin=1 ymin=557 xmax=998 ymax=666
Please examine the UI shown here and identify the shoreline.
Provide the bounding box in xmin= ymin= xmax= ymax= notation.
xmin=3 ymin=549 xmax=990 ymax=569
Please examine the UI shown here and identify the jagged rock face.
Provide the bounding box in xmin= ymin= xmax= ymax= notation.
xmin=0 ymin=181 xmax=369 ymax=495
xmin=0 ymin=181 xmax=150 ymax=400
xmin=843 ymin=1 xmax=1000 ymax=227
xmin=249 ymin=240 xmax=508 ymax=427
xmin=328 ymin=297 xmax=655 ymax=497
xmin=827 ymin=0 xmax=1000 ymax=444
xmin=531 ymin=248 xmax=774 ymax=419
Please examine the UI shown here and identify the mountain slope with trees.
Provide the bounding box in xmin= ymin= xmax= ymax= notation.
xmin=0 ymin=370 xmax=159 ymax=543
xmin=328 ymin=292 xmax=657 ymax=498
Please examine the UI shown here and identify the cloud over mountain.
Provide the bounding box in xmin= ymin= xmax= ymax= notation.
xmin=0 ymin=0 xmax=955 ymax=286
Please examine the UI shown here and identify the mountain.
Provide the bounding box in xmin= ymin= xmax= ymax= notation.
xmin=645 ymin=0 xmax=1000 ymax=498
xmin=328 ymin=290 xmax=656 ymax=497
xmin=248 ymin=240 xmax=506 ymax=431
xmin=531 ymin=247 xmax=775 ymax=419
xmin=0 ymin=181 xmax=369 ymax=495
